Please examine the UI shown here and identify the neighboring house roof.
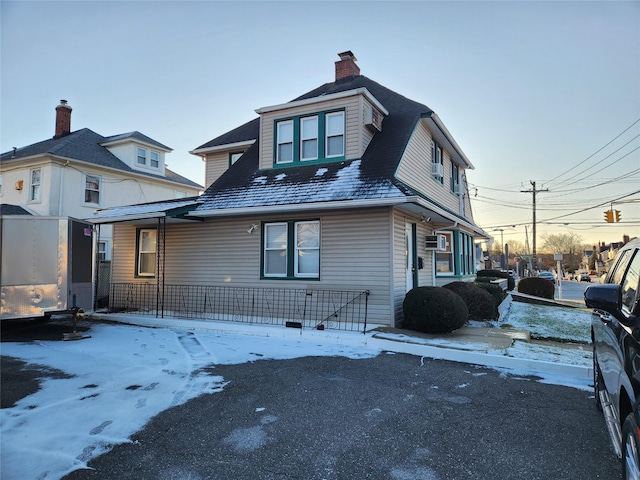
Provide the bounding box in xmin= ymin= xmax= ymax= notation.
xmin=0 ymin=128 xmax=202 ymax=189
xmin=192 ymin=118 xmax=260 ymax=152
xmin=193 ymin=75 xmax=481 ymax=231
xmin=101 ymin=131 xmax=171 ymax=151
xmin=0 ymin=203 xmax=33 ymax=216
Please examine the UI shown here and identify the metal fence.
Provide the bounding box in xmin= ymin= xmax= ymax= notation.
xmin=109 ymin=283 xmax=370 ymax=332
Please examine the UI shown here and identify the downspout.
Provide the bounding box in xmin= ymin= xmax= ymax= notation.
xmin=58 ymin=160 xmax=69 ymax=216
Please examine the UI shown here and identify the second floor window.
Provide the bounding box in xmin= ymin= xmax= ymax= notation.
xmin=150 ymin=151 xmax=159 ymax=168
xmin=137 ymin=148 xmax=147 ymax=165
xmin=30 ymin=168 xmax=41 ymax=202
xmin=275 ymin=110 xmax=345 ymax=165
xmin=84 ymin=175 xmax=100 ymax=204
xmin=451 ymin=163 xmax=460 ymax=195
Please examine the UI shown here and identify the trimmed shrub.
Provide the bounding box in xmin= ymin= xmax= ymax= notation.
xmin=474 ymin=282 xmax=507 ymax=310
xmin=403 ymin=287 xmax=468 ymax=333
xmin=443 ymin=281 xmax=498 ymax=320
xmin=517 ymin=277 xmax=555 ymax=299
xmin=476 ymin=269 xmax=515 ymax=290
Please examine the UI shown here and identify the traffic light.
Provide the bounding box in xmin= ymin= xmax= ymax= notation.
xmin=604 ymin=210 xmax=614 ymax=223
xmin=615 ymin=210 xmax=621 ymax=222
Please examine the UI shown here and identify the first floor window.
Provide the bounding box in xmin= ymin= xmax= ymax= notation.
xmin=30 ymin=168 xmax=41 ymax=201
xmin=459 ymin=233 xmax=474 ymax=275
xmin=436 ymin=231 xmax=454 ymax=274
xmin=150 ymin=151 xmax=159 ymax=168
xmin=97 ymin=241 xmax=108 ymax=261
xmin=85 ymin=175 xmax=100 ymax=204
xmin=136 ymin=228 xmax=157 ymax=277
xmin=137 ymin=148 xmax=147 ymax=165
xmin=263 ymin=220 xmax=320 ymax=279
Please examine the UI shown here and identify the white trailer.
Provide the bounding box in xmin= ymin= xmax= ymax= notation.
xmin=0 ymin=216 xmax=93 ymax=320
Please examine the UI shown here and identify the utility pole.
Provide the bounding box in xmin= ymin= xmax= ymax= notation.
xmin=521 ymin=181 xmax=548 ymax=271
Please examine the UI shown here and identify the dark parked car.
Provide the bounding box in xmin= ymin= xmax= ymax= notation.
xmin=578 ymin=273 xmax=591 ymax=282
xmin=587 ymin=238 xmax=640 ymax=479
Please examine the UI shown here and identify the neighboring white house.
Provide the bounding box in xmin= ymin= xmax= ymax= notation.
xmin=89 ymin=52 xmax=490 ymax=329
xmin=0 ymin=100 xmax=203 ymax=261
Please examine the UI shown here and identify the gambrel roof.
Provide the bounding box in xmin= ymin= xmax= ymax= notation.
xmin=0 ymin=128 xmax=202 ymax=189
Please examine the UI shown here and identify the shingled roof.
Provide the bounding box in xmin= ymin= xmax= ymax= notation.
xmin=195 ymin=75 xmax=435 ymax=212
xmin=0 ymin=128 xmax=201 ymax=189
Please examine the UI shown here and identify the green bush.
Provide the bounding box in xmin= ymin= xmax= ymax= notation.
xmin=473 ymin=282 xmax=507 ymax=312
xmin=476 ymin=269 xmax=515 ymax=290
xmin=517 ymin=277 xmax=555 ymax=299
xmin=403 ymin=287 xmax=468 ymax=333
xmin=443 ymin=281 xmax=498 ymax=320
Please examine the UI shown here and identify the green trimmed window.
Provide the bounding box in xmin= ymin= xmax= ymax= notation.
xmin=274 ymin=110 xmax=345 ymax=165
xmin=262 ymin=220 xmax=320 ymax=279
xmin=435 ymin=230 xmax=475 ymax=276
xmin=136 ymin=228 xmax=157 ymax=277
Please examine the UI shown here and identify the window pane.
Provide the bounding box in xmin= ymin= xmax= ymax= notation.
xmin=327 ymin=135 xmax=344 ymax=156
xmin=301 ymin=117 xmax=317 ymax=139
xmin=137 ymin=148 xmax=146 ymax=164
xmin=31 ymin=169 xmax=41 ymax=184
xmin=297 ymin=222 xmax=319 ymax=248
xmin=297 ymin=250 xmax=319 ymax=275
xmin=278 ymin=121 xmax=293 ymax=142
xmin=621 ymin=253 xmax=639 ymax=313
xmin=326 ymin=113 xmax=344 ymax=136
xmin=265 ymin=251 xmax=287 ymax=275
xmin=85 ymin=190 xmax=99 ymax=203
xmin=278 ymin=143 xmax=293 ymax=163
xmin=301 ymin=139 xmax=318 ymax=160
xmin=139 ymin=253 xmax=156 ymax=275
xmin=150 ymin=152 xmax=159 ymax=168
xmin=141 ymin=230 xmax=157 ymax=251
xmin=31 ymin=185 xmax=41 ymax=201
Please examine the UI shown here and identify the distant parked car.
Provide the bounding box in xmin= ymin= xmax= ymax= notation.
xmin=578 ymin=273 xmax=591 ymax=282
xmin=538 ymin=271 xmax=555 ymax=282
xmin=587 ymin=238 xmax=640 ymax=478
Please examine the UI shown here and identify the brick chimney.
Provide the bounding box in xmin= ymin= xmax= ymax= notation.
xmin=54 ymin=100 xmax=72 ymax=138
xmin=335 ymin=51 xmax=360 ymax=81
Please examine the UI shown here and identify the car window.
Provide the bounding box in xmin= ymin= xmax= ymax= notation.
xmin=621 ymin=251 xmax=639 ymax=315
xmin=609 ymin=249 xmax=633 ymax=285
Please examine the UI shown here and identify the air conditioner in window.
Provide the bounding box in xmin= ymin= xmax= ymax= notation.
xmin=432 ymin=163 xmax=444 ymax=178
xmin=425 ymin=234 xmax=447 ymax=251
xmin=364 ymin=105 xmax=383 ymax=132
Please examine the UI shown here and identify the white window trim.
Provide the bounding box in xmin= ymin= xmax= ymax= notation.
xmin=276 ymin=120 xmax=294 ymax=164
xmin=294 ymin=220 xmax=320 ymax=278
xmin=137 ymin=147 xmax=147 ymax=165
xmin=137 ymin=228 xmax=157 ymax=277
xmin=150 ymin=151 xmax=159 ymax=168
xmin=435 ymin=231 xmax=454 ymax=276
xmin=29 ymin=168 xmax=41 ymax=202
xmin=97 ymin=240 xmax=110 ymax=261
xmin=264 ymin=222 xmax=288 ymax=277
xmin=325 ymin=111 xmax=345 ymax=158
xmin=300 ymin=116 xmax=319 ymax=161
xmin=83 ymin=174 xmax=101 ymax=206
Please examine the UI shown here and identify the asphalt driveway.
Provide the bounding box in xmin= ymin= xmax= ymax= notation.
xmin=57 ymin=353 xmax=620 ymax=480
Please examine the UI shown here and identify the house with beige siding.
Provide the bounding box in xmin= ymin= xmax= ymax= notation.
xmin=89 ymin=51 xmax=489 ymax=329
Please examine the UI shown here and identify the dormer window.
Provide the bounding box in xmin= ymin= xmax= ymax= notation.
xmin=150 ymin=151 xmax=159 ymax=168
xmin=137 ymin=148 xmax=147 ymax=165
xmin=300 ymin=116 xmax=318 ymax=161
xmin=274 ymin=109 xmax=345 ymax=166
xmin=326 ymin=112 xmax=345 ymax=157
xmin=276 ymin=120 xmax=294 ymax=164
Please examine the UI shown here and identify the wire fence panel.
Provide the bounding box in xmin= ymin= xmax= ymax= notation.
xmin=109 ymin=283 xmax=369 ymax=332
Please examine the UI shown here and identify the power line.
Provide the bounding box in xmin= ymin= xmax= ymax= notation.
xmin=521 ymin=181 xmax=548 ymax=268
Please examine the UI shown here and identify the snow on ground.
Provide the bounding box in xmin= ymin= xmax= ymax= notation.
xmin=0 ymin=301 xmax=593 ymax=480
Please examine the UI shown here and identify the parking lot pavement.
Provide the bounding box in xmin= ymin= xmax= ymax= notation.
xmin=61 ymin=353 xmax=620 ymax=480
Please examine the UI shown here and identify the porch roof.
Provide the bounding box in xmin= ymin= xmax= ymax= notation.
xmin=87 ymin=197 xmax=202 ymax=224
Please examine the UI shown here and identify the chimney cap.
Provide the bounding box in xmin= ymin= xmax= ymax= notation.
xmin=338 ymin=50 xmax=357 ymax=61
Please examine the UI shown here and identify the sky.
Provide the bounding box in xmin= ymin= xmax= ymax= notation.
xmin=0 ymin=301 xmax=593 ymax=480
xmin=1 ymin=1 xmax=638 ymax=248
